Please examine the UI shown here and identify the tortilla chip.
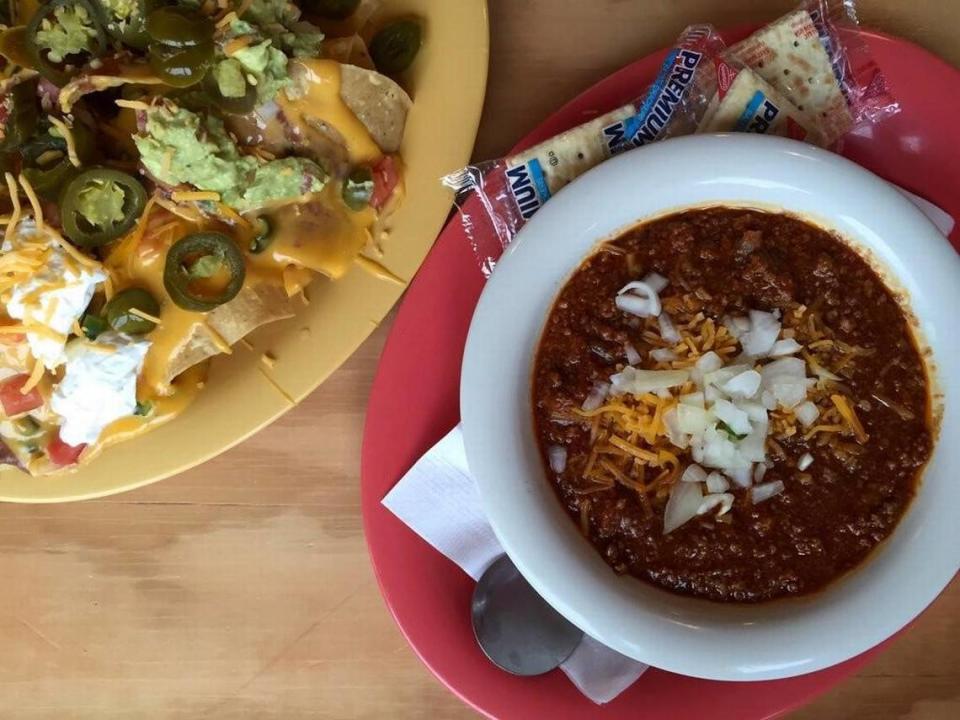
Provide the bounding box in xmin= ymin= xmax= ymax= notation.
xmin=339 ymin=64 xmax=411 ymax=154
xmin=729 ymin=11 xmax=853 ymax=143
xmin=697 ymin=65 xmax=823 ymax=145
xmin=163 ymin=283 xmax=295 ymax=385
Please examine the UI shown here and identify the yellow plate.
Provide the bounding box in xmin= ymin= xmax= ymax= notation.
xmin=0 ymin=0 xmax=490 ymax=502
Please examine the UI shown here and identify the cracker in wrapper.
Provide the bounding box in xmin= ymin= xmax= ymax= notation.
xmin=697 ymin=59 xmax=822 ymax=144
xmin=729 ymin=10 xmax=852 ymax=143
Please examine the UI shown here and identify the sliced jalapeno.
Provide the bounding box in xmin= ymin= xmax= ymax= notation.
xmin=164 ymin=232 xmax=246 ymax=312
xmin=302 ymin=0 xmax=361 ymax=20
xmin=60 ymin=168 xmax=147 ymax=247
xmin=20 ymin=120 xmax=93 ymax=199
xmin=342 ymin=167 xmax=373 ymax=210
xmin=26 ymin=0 xmax=107 ymax=86
xmin=248 ymin=217 xmax=273 ymax=254
xmin=104 ymin=287 xmax=160 ymax=334
xmin=369 ymin=20 xmax=422 ymax=76
xmin=94 ymin=0 xmax=156 ymax=50
xmin=149 ymin=41 xmax=214 ymax=88
xmin=80 ymin=313 xmax=108 ymax=340
xmin=145 ymin=6 xmax=213 ymax=49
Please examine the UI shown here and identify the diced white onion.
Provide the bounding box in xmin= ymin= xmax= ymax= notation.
xmin=704 ymin=364 xmax=750 ymax=390
xmin=548 ymin=445 xmax=567 ymax=473
xmin=691 ymin=440 xmax=704 ymax=464
xmin=737 ymin=420 xmax=768 ymax=463
xmin=761 ymin=357 xmax=807 ymax=383
xmin=624 ymin=342 xmax=642 ymax=365
xmin=760 ymin=390 xmax=777 ymax=410
xmin=772 ymin=380 xmax=808 ymax=408
xmin=704 ymin=385 xmax=723 ymax=404
xmin=751 ymin=480 xmax=785 ymax=504
xmin=651 ymin=347 xmax=677 ymax=363
xmin=679 ymin=392 xmax=705 ymax=408
xmin=655 ymin=387 xmax=673 ymax=399
xmin=797 ymin=452 xmax=814 ymax=471
xmin=736 ymin=400 xmax=768 ymax=423
xmin=681 ymin=463 xmax=708 ymax=484
xmin=740 ymin=310 xmax=781 ymax=356
xmin=726 ymin=465 xmax=752 ymax=488
xmin=769 ymin=338 xmax=803 ymax=357
xmin=609 ymin=366 xmax=689 ymax=395
xmin=700 ymin=426 xmax=747 ymax=470
xmin=695 ymin=351 xmax=724 ymax=374
xmin=677 ymin=404 xmax=711 ymax=435
xmin=794 ymin=401 xmax=820 ymax=428
xmin=723 ymin=315 xmax=751 ymax=339
xmin=581 ymin=382 xmax=609 ymax=411
xmin=761 ymin=357 xmax=810 ymax=409
xmin=712 ymin=398 xmax=752 ymax=436
xmin=697 ymin=492 xmax=734 ymax=517
xmin=722 ymin=369 xmax=762 ymax=399
xmin=705 ymin=471 xmax=730 ymax=493
xmin=616 ymin=281 xmax=661 ymax=318
xmin=752 ymin=463 xmax=768 ymax=484
xmin=663 ymin=481 xmax=703 ymax=534
xmin=658 ymin=312 xmax=681 ymax=343
xmin=643 ymin=272 xmax=669 ymax=293
xmin=663 ymin=407 xmax=688 ymax=448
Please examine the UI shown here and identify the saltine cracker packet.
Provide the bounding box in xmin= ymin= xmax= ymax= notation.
xmin=442 ymin=25 xmax=726 ymax=275
xmin=727 ymin=0 xmax=898 ymax=146
xmin=443 ymin=0 xmax=898 ymax=276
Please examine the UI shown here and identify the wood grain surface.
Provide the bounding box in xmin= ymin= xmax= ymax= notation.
xmin=2 ymin=1 xmax=957 ymax=718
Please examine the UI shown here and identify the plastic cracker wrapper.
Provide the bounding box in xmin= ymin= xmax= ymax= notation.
xmin=713 ymin=0 xmax=898 ymax=146
xmin=442 ymin=25 xmax=726 ymax=276
xmin=693 ymin=59 xmax=825 ymax=145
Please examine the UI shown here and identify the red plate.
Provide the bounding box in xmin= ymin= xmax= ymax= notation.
xmin=362 ymin=28 xmax=960 ymax=719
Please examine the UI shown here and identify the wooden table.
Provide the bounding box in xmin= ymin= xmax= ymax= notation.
xmin=2 ymin=1 xmax=957 ymax=717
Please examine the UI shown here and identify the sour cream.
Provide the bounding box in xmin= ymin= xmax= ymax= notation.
xmin=50 ymin=332 xmax=150 ymax=446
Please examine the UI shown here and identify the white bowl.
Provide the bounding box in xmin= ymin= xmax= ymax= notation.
xmin=460 ymin=134 xmax=960 ymax=681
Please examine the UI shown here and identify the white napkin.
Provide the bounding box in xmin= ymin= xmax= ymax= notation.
xmin=383 ymin=427 xmax=648 ymax=705
xmin=381 ymin=189 xmax=952 ymax=705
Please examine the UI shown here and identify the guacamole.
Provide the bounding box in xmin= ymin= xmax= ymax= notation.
xmin=134 ymin=105 xmax=326 ymax=212
xmin=34 ymin=3 xmax=100 ymax=63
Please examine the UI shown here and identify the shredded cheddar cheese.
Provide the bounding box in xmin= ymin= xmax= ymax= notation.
xmin=115 ymin=99 xmax=151 ymax=111
xmin=18 ymin=174 xmax=44 ymax=228
xmin=129 ymin=307 xmax=162 ymax=325
xmin=224 ymin=36 xmax=254 ymax=56
xmin=170 ymin=190 xmax=221 ymax=202
xmin=48 ymin=116 xmax=81 ymax=167
xmin=830 ymin=394 xmax=868 ymax=444
xmin=20 ymin=359 xmax=44 ymax=394
xmin=4 ymin=172 xmax=21 ymax=246
xmin=215 ymin=9 xmax=238 ymax=27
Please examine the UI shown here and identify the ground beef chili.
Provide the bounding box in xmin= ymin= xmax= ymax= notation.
xmin=532 ymin=208 xmax=933 ymax=603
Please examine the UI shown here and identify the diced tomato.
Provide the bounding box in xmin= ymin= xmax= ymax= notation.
xmin=0 ymin=374 xmax=43 ymax=416
xmin=371 ymin=155 xmax=400 ymax=210
xmin=47 ymin=432 xmax=86 ymax=467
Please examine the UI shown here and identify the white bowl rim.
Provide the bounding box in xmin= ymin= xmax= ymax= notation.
xmin=460 ymin=133 xmax=960 ymax=681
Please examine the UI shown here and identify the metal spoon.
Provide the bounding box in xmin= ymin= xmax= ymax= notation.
xmin=471 ymin=554 xmax=584 ymax=676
